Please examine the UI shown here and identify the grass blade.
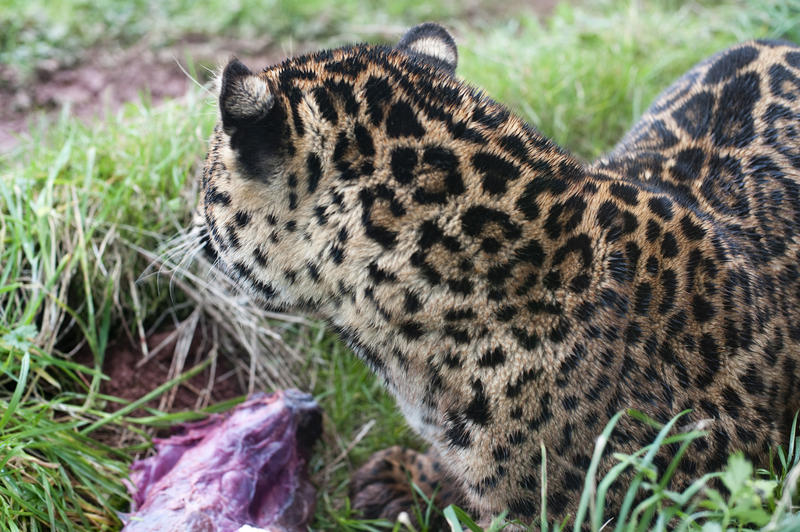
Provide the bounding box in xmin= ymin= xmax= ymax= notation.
xmin=574 ymin=410 xmax=624 ymax=531
xmin=0 ymin=351 xmax=29 ymax=432
xmin=79 ymin=358 xmax=210 ymax=435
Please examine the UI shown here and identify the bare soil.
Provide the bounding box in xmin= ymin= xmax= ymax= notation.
xmin=74 ymin=327 xmax=245 ymax=414
xmin=0 ymin=38 xmax=283 ymax=151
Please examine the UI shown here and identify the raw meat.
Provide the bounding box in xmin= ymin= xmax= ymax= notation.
xmin=123 ymin=390 xmax=322 ymax=532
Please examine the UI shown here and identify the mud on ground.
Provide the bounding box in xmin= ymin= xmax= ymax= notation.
xmin=0 ymin=38 xmax=284 ymax=151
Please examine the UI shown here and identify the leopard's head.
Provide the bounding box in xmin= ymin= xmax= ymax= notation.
xmin=199 ymin=23 xmax=468 ymax=314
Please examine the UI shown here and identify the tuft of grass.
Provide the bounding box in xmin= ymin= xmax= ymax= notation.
xmin=0 ymin=93 xmax=312 ymax=529
xmin=0 ymin=96 xmax=213 ymax=530
xmin=441 ymin=410 xmax=800 ymax=531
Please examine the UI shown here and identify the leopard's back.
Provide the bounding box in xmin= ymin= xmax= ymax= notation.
xmin=598 ymin=40 xmax=800 ymax=257
xmin=593 ymin=36 xmax=800 ymax=471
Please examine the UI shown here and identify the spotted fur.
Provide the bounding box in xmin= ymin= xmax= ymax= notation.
xmin=199 ymin=23 xmax=800 ymax=525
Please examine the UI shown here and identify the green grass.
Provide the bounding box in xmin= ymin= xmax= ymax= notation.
xmin=2 ymin=0 xmax=800 ymax=530
xmin=458 ymin=0 xmax=800 ymax=159
xmin=440 ymin=412 xmax=800 ymax=531
xmin=0 ymin=0 xmax=480 ymax=78
xmin=0 ymin=97 xmax=217 ymax=530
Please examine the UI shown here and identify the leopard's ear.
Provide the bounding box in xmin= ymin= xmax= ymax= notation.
xmin=396 ymin=23 xmax=458 ymax=74
xmin=218 ymin=58 xmax=287 ymax=180
xmin=218 ymin=58 xmax=275 ymax=132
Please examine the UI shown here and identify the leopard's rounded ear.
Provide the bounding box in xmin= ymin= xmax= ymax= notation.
xmin=396 ymin=22 xmax=457 ymax=74
xmin=218 ymin=58 xmax=274 ymax=132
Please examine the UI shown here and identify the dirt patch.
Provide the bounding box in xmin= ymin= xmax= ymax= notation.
xmin=76 ymin=327 xmax=245 ymax=414
xmin=0 ymin=38 xmax=283 ymax=151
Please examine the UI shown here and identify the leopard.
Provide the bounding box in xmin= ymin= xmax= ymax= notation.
xmin=198 ymin=22 xmax=800 ymax=527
